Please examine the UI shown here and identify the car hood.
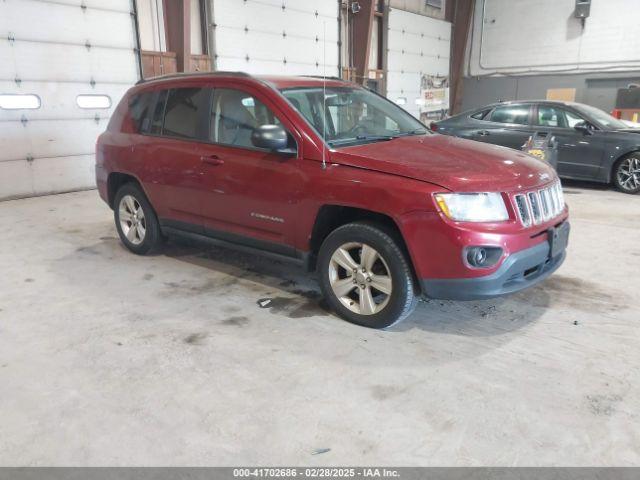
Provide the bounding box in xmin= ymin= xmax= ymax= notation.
xmin=329 ymin=134 xmax=556 ymax=192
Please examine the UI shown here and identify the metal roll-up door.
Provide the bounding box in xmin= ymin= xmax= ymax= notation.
xmin=0 ymin=0 xmax=139 ymax=200
xmin=386 ymin=8 xmax=451 ymax=120
xmin=211 ymin=0 xmax=339 ymax=76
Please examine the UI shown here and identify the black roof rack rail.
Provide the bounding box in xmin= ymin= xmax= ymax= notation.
xmin=136 ymin=71 xmax=252 ymax=85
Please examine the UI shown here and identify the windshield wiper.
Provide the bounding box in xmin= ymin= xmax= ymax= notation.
xmin=328 ymin=135 xmax=396 ymax=146
xmin=395 ymin=128 xmax=427 ymax=137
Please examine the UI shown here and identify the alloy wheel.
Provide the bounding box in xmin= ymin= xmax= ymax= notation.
xmin=328 ymin=242 xmax=393 ymax=315
xmin=617 ymin=156 xmax=640 ymax=191
xmin=118 ymin=194 xmax=146 ymax=245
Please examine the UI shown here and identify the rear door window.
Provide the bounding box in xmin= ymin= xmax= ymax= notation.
xmin=536 ymin=105 xmax=566 ymax=127
xmin=535 ymin=105 xmax=587 ymax=128
xmin=489 ymin=105 xmax=530 ymax=125
xmin=162 ymin=87 xmax=211 ymax=140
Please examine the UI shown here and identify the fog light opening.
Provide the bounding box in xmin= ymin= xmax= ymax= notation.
xmin=465 ymin=246 xmax=503 ymax=268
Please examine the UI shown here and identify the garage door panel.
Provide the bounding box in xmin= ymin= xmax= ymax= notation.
xmin=0 ymin=123 xmax=31 ymax=162
xmin=388 ymin=54 xmax=450 ymax=76
xmin=0 ymin=120 xmax=105 ymax=161
xmin=214 ymin=0 xmax=338 ymax=26
xmin=215 ymin=28 xmax=338 ymax=69
xmin=389 ymin=8 xmax=451 ymax=40
xmin=213 ymin=0 xmax=339 ymax=76
xmin=0 ymin=160 xmax=33 ymax=200
xmin=0 ymin=81 xmax=128 ymax=122
xmin=30 ymin=0 xmax=131 ymax=13
xmin=0 ymin=154 xmax=96 ymax=201
xmin=31 ymin=154 xmax=96 ymax=195
xmin=0 ymin=0 xmax=135 ymax=49
xmin=387 ymin=71 xmax=422 ymax=93
xmin=2 ymin=41 xmax=138 ymax=84
xmin=216 ymin=56 xmax=331 ymax=76
xmin=387 ymin=8 xmax=451 ymax=119
xmin=0 ymin=0 xmax=137 ymax=199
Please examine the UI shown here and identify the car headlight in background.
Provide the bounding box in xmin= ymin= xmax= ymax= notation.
xmin=434 ymin=192 xmax=509 ymax=222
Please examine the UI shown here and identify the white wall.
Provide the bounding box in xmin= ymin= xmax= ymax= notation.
xmin=468 ymin=0 xmax=640 ymax=76
xmin=211 ymin=0 xmax=339 ymax=76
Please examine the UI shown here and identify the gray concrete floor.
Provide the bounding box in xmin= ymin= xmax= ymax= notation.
xmin=0 ymin=183 xmax=638 ymax=466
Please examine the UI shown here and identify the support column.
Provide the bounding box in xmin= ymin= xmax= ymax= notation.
xmin=351 ymin=0 xmax=376 ymax=84
xmin=163 ymin=0 xmax=191 ymax=72
xmin=448 ymin=0 xmax=474 ymax=114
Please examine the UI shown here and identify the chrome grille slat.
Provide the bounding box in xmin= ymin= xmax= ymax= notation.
xmin=528 ymin=191 xmax=542 ymax=224
xmin=515 ymin=194 xmax=531 ymax=227
xmin=549 ymin=185 xmax=559 ymax=216
xmin=539 ymin=189 xmax=550 ymax=220
xmin=513 ymin=180 xmax=564 ymax=227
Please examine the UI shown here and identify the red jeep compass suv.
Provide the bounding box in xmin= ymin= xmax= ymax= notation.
xmin=96 ymin=72 xmax=569 ymax=329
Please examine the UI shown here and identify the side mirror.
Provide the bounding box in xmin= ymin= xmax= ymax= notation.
xmin=574 ymin=121 xmax=593 ymax=135
xmin=251 ymin=124 xmax=289 ymax=152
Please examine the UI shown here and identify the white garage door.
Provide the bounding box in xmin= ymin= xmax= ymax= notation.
xmin=0 ymin=0 xmax=139 ymax=201
xmin=386 ymin=8 xmax=450 ymax=119
xmin=211 ymin=0 xmax=339 ymax=76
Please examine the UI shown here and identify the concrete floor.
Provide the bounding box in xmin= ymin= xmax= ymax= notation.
xmin=0 ymin=183 xmax=638 ymax=466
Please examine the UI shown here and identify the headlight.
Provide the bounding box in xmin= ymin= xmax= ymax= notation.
xmin=434 ymin=192 xmax=509 ymax=222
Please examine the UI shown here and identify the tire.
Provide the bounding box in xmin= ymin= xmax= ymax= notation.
xmin=317 ymin=222 xmax=417 ymax=329
xmin=113 ymin=183 xmax=162 ymax=255
xmin=613 ymin=154 xmax=640 ymax=194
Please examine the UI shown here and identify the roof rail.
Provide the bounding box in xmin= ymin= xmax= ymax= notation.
xmin=136 ymin=71 xmax=252 ymax=85
xmin=300 ymin=75 xmax=347 ymax=82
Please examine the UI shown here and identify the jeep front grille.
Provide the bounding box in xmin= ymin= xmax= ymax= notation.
xmin=513 ymin=180 xmax=565 ymax=226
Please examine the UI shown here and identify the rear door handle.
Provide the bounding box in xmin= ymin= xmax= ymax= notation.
xmin=477 ymin=130 xmax=490 ymax=136
xmin=201 ymin=154 xmax=224 ymax=166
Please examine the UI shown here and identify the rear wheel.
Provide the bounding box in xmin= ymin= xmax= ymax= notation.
xmin=113 ymin=183 xmax=162 ymax=254
xmin=613 ymin=154 xmax=640 ymax=194
xmin=318 ymin=222 xmax=417 ymax=329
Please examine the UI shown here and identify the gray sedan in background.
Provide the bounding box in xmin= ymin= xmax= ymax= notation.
xmin=432 ymin=100 xmax=640 ymax=194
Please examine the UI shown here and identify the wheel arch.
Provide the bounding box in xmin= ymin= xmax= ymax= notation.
xmin=107 ymin=172 xmax=144 ymax=208
xmin=611 ymin=150 xmax=640 ymax=191
xmin=308 ymin=205 xmax=421 ymax=292
xmin=610 ymin=149 xmax=640 ymax=182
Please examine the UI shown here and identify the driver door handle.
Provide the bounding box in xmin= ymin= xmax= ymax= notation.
xmin=201 ymin=154 xmax=224 ymax=166
xmin=476 ymin=130 xmax=490 ymax=136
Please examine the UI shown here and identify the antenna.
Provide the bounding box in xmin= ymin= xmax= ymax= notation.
xmin=322 ymin=20 xmax=327 ymax=170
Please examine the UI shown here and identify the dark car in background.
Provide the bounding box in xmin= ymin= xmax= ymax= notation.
xmin=432 ymin=101 xmax=640 ymax=194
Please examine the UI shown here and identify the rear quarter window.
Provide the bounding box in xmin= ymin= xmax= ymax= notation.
xmin=129 ymin=91 xmax=155 ymax=133
xmin=470 ymin=109 xmax=491 ymax=120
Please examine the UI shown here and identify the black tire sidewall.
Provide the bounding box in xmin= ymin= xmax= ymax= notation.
xmin=113 ymin=183 xmax=161 ymax=255
xmin=318 ymin=223 xmax=415 ymax=329
xmin=614 ymin=156 xmax=640 ymax=194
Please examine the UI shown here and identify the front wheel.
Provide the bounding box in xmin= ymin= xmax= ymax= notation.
xmin=613 ymin=155 xmax=640 ymax=194
xmin=317 ymin=222 xmax=417 ymax=329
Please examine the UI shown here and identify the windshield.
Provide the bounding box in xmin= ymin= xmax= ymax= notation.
xmin=575 ymin=104 xmax=628 ymax=130
xmin=280 ymin=86 xmax=427 ymax=147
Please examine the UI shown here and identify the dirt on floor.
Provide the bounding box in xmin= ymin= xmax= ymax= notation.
xmin=0 ymin=182 xmax=638 ymax=466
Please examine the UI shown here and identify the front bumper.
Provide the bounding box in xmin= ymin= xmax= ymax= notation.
xmin=420 ymin=223 xmax=569 ymax=300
